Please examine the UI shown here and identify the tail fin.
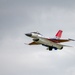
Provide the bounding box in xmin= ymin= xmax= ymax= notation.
xmin=55 ymin=30 xmax=63 ymax=39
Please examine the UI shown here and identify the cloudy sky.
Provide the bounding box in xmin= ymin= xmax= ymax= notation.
xmin=0 ymin=0 xmax=75 ymax=75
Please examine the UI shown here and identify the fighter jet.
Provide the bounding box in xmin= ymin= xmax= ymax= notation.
xmin=25 ymin=30 xmax=75 ymax=51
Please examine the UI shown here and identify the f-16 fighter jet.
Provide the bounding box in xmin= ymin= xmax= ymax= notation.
xmin=25 ymin=30 xmax=75 ymax=51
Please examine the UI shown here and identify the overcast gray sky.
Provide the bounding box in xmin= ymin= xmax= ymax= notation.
xmin=0 ymin=0 xmax=75 ymax=75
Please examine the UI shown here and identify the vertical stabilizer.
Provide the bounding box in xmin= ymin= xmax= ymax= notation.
xmin=55 ymin=30 xmax=63 ymax=39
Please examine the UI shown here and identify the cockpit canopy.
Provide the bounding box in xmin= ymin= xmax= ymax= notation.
xmin=31 ymin=32 xmax=42 ymax=35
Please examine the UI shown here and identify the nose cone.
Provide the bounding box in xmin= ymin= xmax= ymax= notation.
xmin=25 ymin=33 xmax=32 ymax=37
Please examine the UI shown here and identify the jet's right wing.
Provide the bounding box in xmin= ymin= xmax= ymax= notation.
xmin=25 ymin=42 xmax=40 ymax=45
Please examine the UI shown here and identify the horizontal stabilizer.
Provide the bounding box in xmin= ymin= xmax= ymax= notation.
xmin=68 ymin=38 xmax=75 ymax=41
xmin=61 ymin=44 xmax=73 ymax=47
